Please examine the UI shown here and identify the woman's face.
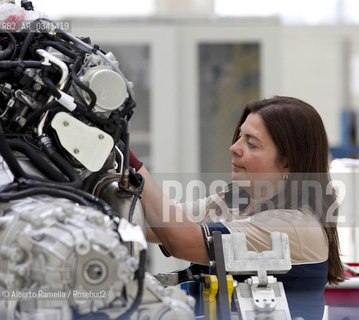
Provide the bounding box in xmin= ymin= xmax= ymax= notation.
xmin=230 ymin=113 xmax=288 ymax=196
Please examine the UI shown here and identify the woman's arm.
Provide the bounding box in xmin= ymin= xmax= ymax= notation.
xmin=145 ymin=223 xmax=161 ymax=244
xmin=138 ymin=166 xmax=209 ymax=265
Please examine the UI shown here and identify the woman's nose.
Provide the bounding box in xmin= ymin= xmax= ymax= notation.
xmin=230 ymin=139 xmax=243 ymax=156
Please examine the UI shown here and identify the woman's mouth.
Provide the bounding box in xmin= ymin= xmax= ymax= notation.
xmin=232 ymin=162 xmax=245 ymax=171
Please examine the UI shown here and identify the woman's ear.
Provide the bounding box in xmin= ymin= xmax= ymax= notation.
xmin=280 ymin=159 xmax=290 ymax=173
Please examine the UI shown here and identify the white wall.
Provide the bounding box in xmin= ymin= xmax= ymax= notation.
xmin=156 ymin=0 xmax=214 ymax=17
xmin=281 ymin=26 xmax=349 ymax=146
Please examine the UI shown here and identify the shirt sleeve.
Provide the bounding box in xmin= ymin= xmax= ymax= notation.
xmin=200 ymin=222 xmax=231 ymax=256
xmin=177 ymin=191 xmax=231 ymax=224
xmin=176 ymin=197 xmax=209 ymax=223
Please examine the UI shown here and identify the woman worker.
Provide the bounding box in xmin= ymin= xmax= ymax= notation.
xmin=130 ymin=96 xmax=344 ymax=319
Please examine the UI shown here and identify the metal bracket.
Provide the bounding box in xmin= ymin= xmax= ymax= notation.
xmin=221 ymin=232 xmax=292 ymax=320
xmin=207 ymin=231 xmax=231 ymax=320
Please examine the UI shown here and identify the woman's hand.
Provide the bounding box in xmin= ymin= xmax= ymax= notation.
xmin=138 ymin=165 xmax=209 ymax=265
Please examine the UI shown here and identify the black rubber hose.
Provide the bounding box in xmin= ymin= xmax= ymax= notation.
xmin=71 ymin=56 xmax=97 ymax=109
xmin=42 ymin=77 xmax=62 ymax=99
xmin=41 ymin=143 xmax=83 ymax=189
xmin=25 ymin=97 xmax=110 ymax=130
xmin=117 ymin=99 xmax=136 ymax=119
xmin=0 ymin=32 xmax=16 ymax=60
xmin=0 ymin=61 xmax=43 ymax=68
xmin=0 ymin=128 xmax=82 ymax=188
xmin=0 ymin=122 xmax=27 ymax=179
xmin=0 ymin=41 xmax=14 ymax=60
xmin=17 ymin=32 xmax=35 ymax=60
xmin=25 ymin=100 xmax=59 ymax=126
xmin=73 ymin=99 xmax=114 ymax=126
xmin=0 ymin=182 xmax=20 ymax=193
xmin=6 ymin=139 xmax=68 ymax=182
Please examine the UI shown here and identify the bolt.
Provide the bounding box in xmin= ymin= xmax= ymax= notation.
xmin=3 ymin=83 xmax=12 ymax=94
xmin=17 ymin=117 xmax=26 ymax=127
xmin=86 ymin=263 xmax=104 ymax=281
xmin=55 ymin=212 xmax=66 ymax=222
xmin=63 ymin=121 xmax=69 ymax=127
xmin=74 ymin=148 xmax=79 ymax=154
xmin=33 ymin=83 xmax=42 ymax=91
xmin=98 ymin=134 xmax=104 ymax=140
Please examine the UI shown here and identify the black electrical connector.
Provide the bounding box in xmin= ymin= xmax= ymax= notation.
xmin=21 ymin=0 xmax=34 ymax=11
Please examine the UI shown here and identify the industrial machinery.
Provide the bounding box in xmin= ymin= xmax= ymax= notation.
xmin=156 ymin=231 xmax=293 ymax=320
xmin=0 ymin=1 xmax=195 ymax=319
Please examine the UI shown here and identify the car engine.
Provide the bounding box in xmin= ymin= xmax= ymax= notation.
xmin=0 ymin=1 xmax=195 ymax=319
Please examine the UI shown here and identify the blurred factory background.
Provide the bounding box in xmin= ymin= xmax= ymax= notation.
xmin=32 ymin=0 xmax=359 ymax=277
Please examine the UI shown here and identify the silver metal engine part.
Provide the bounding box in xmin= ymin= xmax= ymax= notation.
xmin=0 ymin=196 xmax=134 ymax=320
xmin=91 ymin=173 xmax=146 ymax=259
xmin=76 ymin=53 xmax=129 ymax=115
xmin=123 ymin=273 xmax=196 ymax=320
xmin=91 ymin=173 xmax=145 ymax=230
xmin=0 ymin=196 xmax=196 ymax=320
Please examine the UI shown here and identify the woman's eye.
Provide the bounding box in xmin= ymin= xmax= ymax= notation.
xmin=247 ymin=141 xmax=256 ymax=148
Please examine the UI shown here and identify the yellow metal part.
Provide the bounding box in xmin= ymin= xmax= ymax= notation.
xmin=203 ymin=275 xmax=218 ymax=320
xmin=227 ymin=274 xmax=234 ymax=307
xmin=203 ymin=274 xmax=234 ymax=320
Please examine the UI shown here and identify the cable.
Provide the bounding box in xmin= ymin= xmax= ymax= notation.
xmin=24 ymin=179 xmax=114 ymax=216
xmin=0 ymin=187 xmax=91 ymax=205
xmin=0 ymin=177 xmax=115 ymax=217
xmin=116 ymin=249 xmax=146 ymax=320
